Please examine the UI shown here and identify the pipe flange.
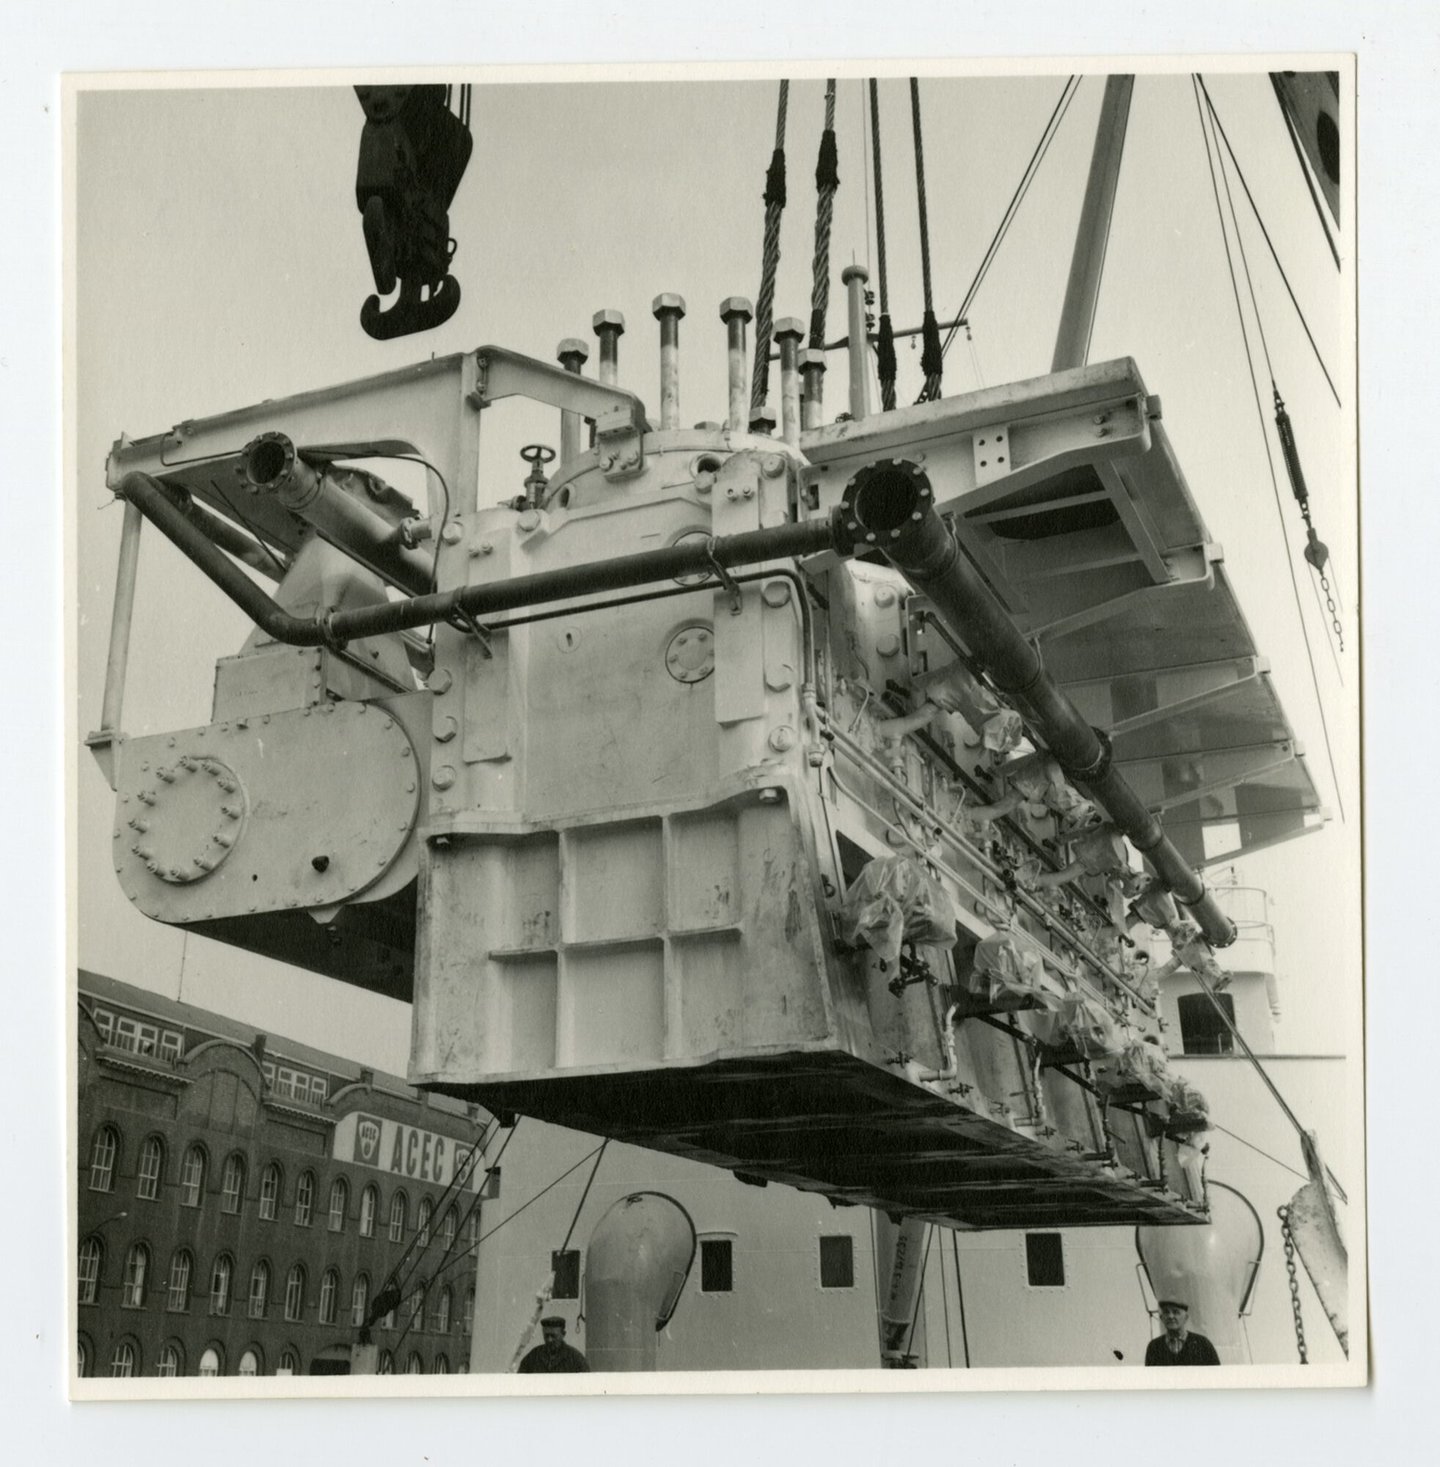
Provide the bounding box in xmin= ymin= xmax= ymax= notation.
xmin=840 ymin=458 xmax=933 ymax=546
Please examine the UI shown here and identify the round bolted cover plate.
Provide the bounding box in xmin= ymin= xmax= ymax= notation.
xmin=114 ymin=701 xmax=420 ymax=923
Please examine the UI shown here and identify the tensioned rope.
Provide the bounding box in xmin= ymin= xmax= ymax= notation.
xmin=1192 ymin=74 xmax=1346 ymax=822
xmin=934 ymin=75 xmax=1081 ymax=376
xmin=750 ymin=81 xmax=790 ymax=412
xmin=1198 ymin=74 xmax=1342 ymax=408
xmin=1198 ymin=86 xmax=1345 ymax=664
xmin=869 ymin=79 xmax=898 ymax=410
xmin=808 ymin=80 xmax=840 ymax=351
xmin=910 ymin=79 xmax=944 ymax=403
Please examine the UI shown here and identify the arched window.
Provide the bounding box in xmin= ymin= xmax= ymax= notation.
xmin=406 ymin=1352 xmax=423 ymax=1375
xmin=359 ymin=1184 xmax=379 ymax=1238
xmin=180 ymin=1144 xmax=207 ymax=1207
xmin=434 ymin=1353 xmax=449 ymax=1375
xmin=77 ymin=1336 xmax=90 ymax=1378
xmin=377 ymin=1350 xmax=394 ymax=1374
xmin=442 ymin=1206 xmax=458 ymax=1251
xmin=466 ymin=1210 xmax=480 ymax=1249
xmin=351 ymin=1273 xmax=370 ymax=1328
xmin=432 ymin=1286 xmax=451 ymax=1334
xmin=318 ymin=1268 xmax=339 ymax=1326
xmin=258 ymin=1162 xmax=282 ymax=1221
xmin=198 ymin=1346 xmax=221 ymax=1377
xmin=284 ymin=1264 xmax=306 ymax=1322
xmin=417 ymin=1197 xmax=433 ymax=1247
xmin=294 ymin=1171 xmax=315 ymax=1227
xmin=110 ymin=1340 xmax=138 ymax=1377
xmin=88 ymin=1125 xmax=119 ymax=1192
xmin=121 ymin=1242 xmax=149 ymax=1308
xmin=156 ymin=1342 xmax=183 ymax=1378
xmin=209 ymin=1254 xmax=233 ymax=1316
xmin=166 ymin=1249 xmax=193 ymax=1312
xmin=220 ymin=1153 xmax=246 ymax=1214
xmin=78 ymin=1238 xmax=103 ymax=1306
xmin=461 ymin=1285 xmax=474 ymax=1336
xmin=389 ymin=1191 xmax=408 ymax=1243
xmin=328 ymin=1177 xmax=348 ymax=1233
xmin=409 ymin=1284 xmax=426 ymax=1332
xmin=137 ymin=1136 xmax=165 ymax=1201
xmin=278 ymin=1347 xmax=300 ymax=1376
xmin=248 ymin=1260 xmax=270 ymax=1319
xmin=238 ymin=1348 xmax=261 ymax=1377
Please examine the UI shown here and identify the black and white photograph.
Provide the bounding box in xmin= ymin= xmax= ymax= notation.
xmin=63 ymin=56 xmax=1365 ymax=1401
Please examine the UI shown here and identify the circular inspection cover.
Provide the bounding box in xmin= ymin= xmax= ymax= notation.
xmin=116 ymin=701 xmax=421 ymax=923
xmin=126 ymin=757 xmax=245 ymax=884
xmin=665 ymin=624 xmax=715 ymax=684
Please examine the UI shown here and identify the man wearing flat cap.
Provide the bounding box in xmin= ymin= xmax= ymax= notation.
xmin=1144 ymin=1300 xmax=1220 ymax=1366
xmin=518 ymin=1315 xmax=592 ymax=1373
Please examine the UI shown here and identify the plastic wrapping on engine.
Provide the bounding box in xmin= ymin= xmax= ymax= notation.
xmin=838 ymin=855 xmax=958 ymax=968
xmin=1028 ymin=990 xmax=1127 ymax=1058
xmin=966 ymin=930 xmax=1061 ymax=1011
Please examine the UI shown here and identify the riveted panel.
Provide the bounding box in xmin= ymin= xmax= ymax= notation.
xmin=115 ymin=702 xmax=419 ymax=923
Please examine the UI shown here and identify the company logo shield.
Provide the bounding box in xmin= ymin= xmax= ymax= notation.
xmin=356 ymin=1116 xmax=382 ymax=1164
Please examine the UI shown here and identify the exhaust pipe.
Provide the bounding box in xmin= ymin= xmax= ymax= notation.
xmin=239 ymin=432 xmax=436 ymax=595
xmin=845 ymin=458 xmax=1235 ymax=948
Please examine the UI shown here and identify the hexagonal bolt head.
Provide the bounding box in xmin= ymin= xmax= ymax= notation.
xmin=592 ymin=309 xmax=626 ymax=335
xmin=797 ymin=348 xmax=827 ymax=373
xmin=749 ymin=405 xmax=778 ymax=434
xmin=773 ymin=316 xmax=806 ymax=343
xmin=652 ymin=293 xmax=687 ymax=319
xmin=557 ymin=338 xmax=590 ymax=365
xmin=719 ymin=296 xmax=754 ymax=324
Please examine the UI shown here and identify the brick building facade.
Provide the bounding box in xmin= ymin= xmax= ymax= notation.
xmin=76 ymin=972 xmax=490 ymax=1379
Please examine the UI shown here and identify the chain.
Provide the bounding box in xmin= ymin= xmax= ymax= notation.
xmin=1299 ymin=500 xmax=1345 ymax=651
xmin=1278 ymin=1204 xmax=1308 ymax=1364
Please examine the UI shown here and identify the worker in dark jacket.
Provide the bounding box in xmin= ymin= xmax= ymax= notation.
xmin=1145 ymin=1300 xmax=1221 ymax=1366
xmin=518 ymin=1316 xmax=591 ymax=1374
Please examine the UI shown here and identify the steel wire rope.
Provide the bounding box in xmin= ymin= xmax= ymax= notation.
xmin=808 ymin=80 xmax=840 ymax=351
xmin=1197 ymin=84 xmax=1346 ymax=667
xmin=420 ymin=1139 xmax=611 ymax=1296
xmin=750 ymin=81 xmax=790 ymax=412
xmin=1191 ymin=77 xmax=1346 ymax=822
xmin=1197 ymin=74 xmax=1342 ymax=408
xmin=371 ymin=1115 xmax=512 ymax=1337
xmin=902 ymin=1224 xmax=935 ymax=1362
xmin=950 ymin=1233 xmax=972 ymax=1366
xmin=909 ymin=79 xmax=944 ymax=402
xmin=1209 ymin=1122 xmax=1317 ymax=1189
xmin=933 ymin=75 xmax=1081 ymax=372
xmin=869 ymin=79 xmax=898 ymax=410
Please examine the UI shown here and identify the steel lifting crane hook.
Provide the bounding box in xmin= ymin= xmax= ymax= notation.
xmin=354 ymin=85 xmax=473 ymax=340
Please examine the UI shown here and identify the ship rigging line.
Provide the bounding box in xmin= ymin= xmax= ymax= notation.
xmin=376 ymin=1114 xmax=513 ymax=1333
xmin=1197 ymin=74 xmax=1342 ymax=408
xmin=1192 ymin=76 xmax=1345 ymax=822
xmin=424 ymin=1139 xmax=611 ymax=1296
xmin=910 ymin=79 xmax=944 ymax=402
xmin=870 ymin=78 xmax=898 ymax=410
xmin=935 ymin=74 xmax=1081 ymax=371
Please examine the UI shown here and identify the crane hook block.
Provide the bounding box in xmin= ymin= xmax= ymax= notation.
xmin=354 ymin=85 xmax=473 ymax=340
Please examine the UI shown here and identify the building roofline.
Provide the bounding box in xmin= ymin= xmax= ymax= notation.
xmin=77 ymin=969 xmax=482 ymax=1124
